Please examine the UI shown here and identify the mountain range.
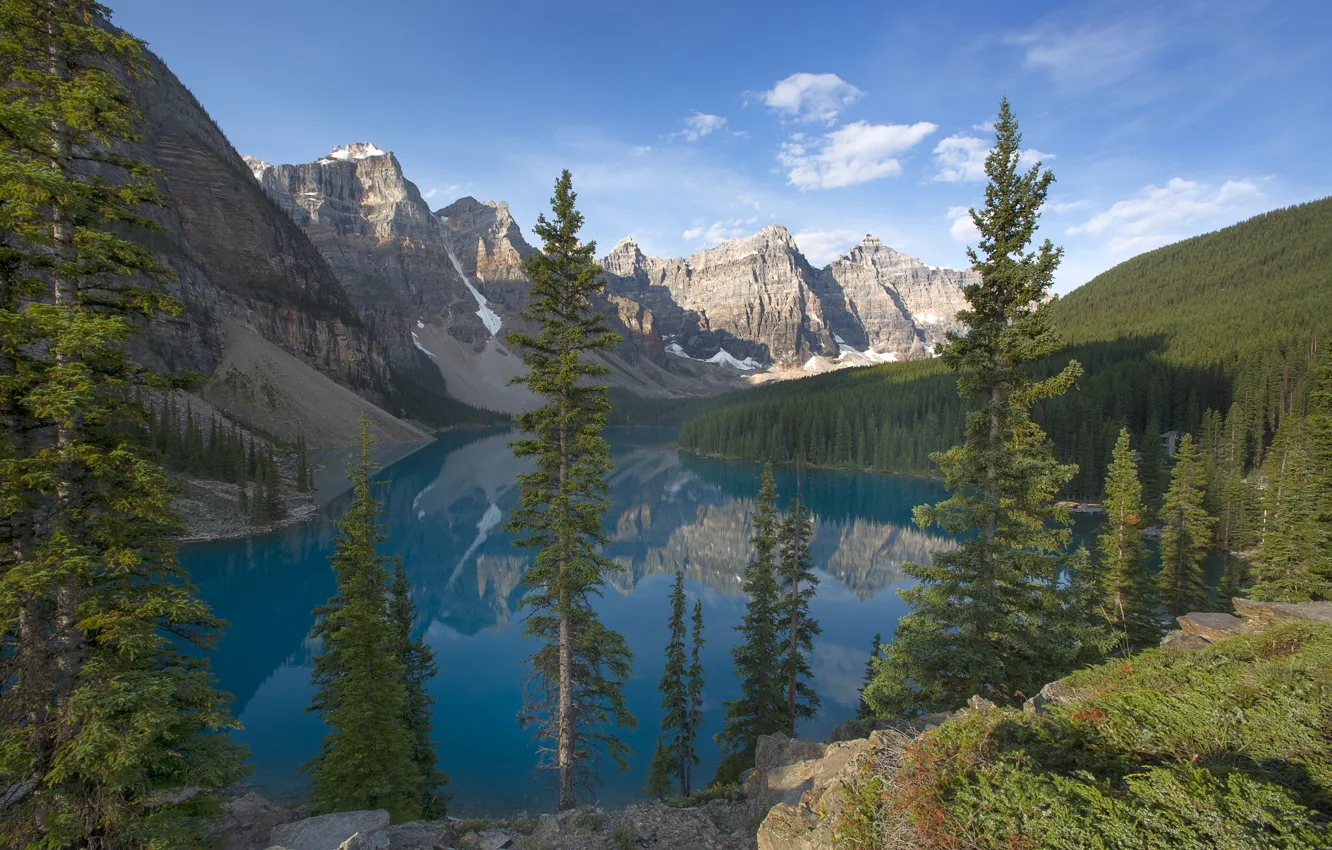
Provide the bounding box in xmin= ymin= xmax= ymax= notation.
xmin=118 ymin=42 xmax=974 ymax=444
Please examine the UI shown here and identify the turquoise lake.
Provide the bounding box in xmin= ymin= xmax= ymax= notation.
xmin=182 ymin=427 xmax=1109 ymax=815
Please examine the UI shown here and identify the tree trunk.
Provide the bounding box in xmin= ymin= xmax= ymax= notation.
xmin=556 ymin=418 xmax=575 ymax=811
xmin=47 ymin=2 xmax=85 ymax=732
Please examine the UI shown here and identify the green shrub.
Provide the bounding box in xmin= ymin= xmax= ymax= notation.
xmin=839 ymin=623 xmax=1332 ymax=849
xmin=608 ymin=824 xmax=639 ymax=849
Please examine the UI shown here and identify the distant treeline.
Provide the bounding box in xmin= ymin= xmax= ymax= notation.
xmin=677 ymin=197 xmax=1332 ymax=498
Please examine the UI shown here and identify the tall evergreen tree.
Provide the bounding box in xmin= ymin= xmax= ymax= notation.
xmin=1096 ymin=428 xmax=1161 ymax=649
xmin=307 ymin=418 xmax=420 ymax=820
xmin=656 ymin=569 xmax=693 ymax=797
xmin=389 ymin=562 xmax=450 ymax=818
xmin=1302 ymin=350 xmax=1332 ymax=597
xmin=644 ymin=737 xmax=674 ymax=801
xmin=863 ymin=99 xmax=1102 ymax=717
xmin=716 ymin=464 xmax=785 ymax=781
xmin=1158 ymin=434 xmax=1216 ymax=616
xmin=685 ymin=598 xmax=705 ymax=797
xmin=777 ymin=496 xmax=820 ymax=735
xmin=857 ymin=633 xmax=883 ymax=721
xmin=506 ymin=170 xmax=634 ymax=810
xmin=1138 ymin=417 xmax=1167 ymax=524
xmin=1250 ymin=415 xmax=1325 ymax=600
xmin=0 ymin=3 xmax=244 ymax=846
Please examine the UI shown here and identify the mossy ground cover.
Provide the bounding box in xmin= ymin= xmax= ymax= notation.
xmin=841 ymin=623 xmax=1332 ymax=849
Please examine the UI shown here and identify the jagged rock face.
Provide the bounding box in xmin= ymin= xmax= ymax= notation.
xmin=601 ymin=229 xmax=974 ymax=368
xmin=821 ymin=235 xmax=975 ymax=358
xmin=601 ymin=226 xmax=830 ymax=364
xmin=119 ymin=48 xmax=393 ymax=402
xmin=249 ymin=146 xmax=488 ymax=358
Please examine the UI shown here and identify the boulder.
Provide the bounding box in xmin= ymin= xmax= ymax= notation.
xmin=459 ymin=828 xmax=517 ymax=850
xmin=379 ymin=821 xmax=456 ymax=850
xmin=1177 ymin=612 xmax=1252 ymax=642
xmin=756 ymin=802 xmax=823 ymax=850
xmin=220 ymin=792 xmax=297 ymax=850
xmin=270 ymin=810 xmax=390 ymax=850
xmin=1022 ymin=679 xmax=1101 ymax=716
xmin=1161 ymin=630 xmax=1213 ymax=652
xmin=749 ymin=737 xmax=873 ymax=812
xmin=1233 ymin=597 xmax=1332 ymax=627
xmin=336 ymin=833 xmax=389 ymax=850
xmin=754 ymin=733 xmax=826 ymax=773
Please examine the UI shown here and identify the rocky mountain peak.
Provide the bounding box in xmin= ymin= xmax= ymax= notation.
xmin=318 ymin=142 xmax=389 ymax=164
xmin=241 ymin=155 xmax=271 ymax=182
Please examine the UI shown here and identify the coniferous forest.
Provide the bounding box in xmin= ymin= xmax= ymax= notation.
xmin=2 ymin=1 xmax=1331 ymax=848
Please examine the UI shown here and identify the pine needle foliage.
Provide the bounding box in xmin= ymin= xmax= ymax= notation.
xmin=653 ymin=571 xmax=705 ymax=797
xmin=1097 ymin=428 xmax=1162 ymax=648
xmin=1157 ymin=434 xmax=1216 ymax=617
xmin=0 ymin=3 xmax=245 ymax=846
xmin=306 ymin=418 xmax=420 ymax=820
xmin=863 ymin=99 xmax=1105 ymax=717
xmin=777 ymin=496 xmax=820 ymax=736
xmin=389 ymin=562 xmax=451 ymax=818
xmin=506 ymin=170 xmax=634 ymax=811
xmin=715 ymin=464 xmax=785 ymax=782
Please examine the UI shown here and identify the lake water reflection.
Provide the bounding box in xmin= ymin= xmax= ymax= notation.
xmin=181 ymin=427 xmax=957 ymax=814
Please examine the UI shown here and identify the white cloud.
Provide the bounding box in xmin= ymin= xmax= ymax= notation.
xmin=793 ymin=228 xmax=863 ymax=266
xmin=1069 ymin=177 xmax=1263 ymax=254
xmin=1008 ymin=19 xmax=1163 ymax=92
xmin=423 ymin=187 xmax=439 ymax=200
xmin=933 ymin=133 xmax=1053 ymax=182
xmin=682 ymin=218 xmax=758 ymax=246
xmin=630 ymin=145 xmax=652 ymax=156
xmin=758 ymin=72 xmax=865 ymax=125
xmin=1047 ymin=199 xmax=1091 ymax=214
xmin=674 ymin=112 xmax=728 ymax=141
xmin=779 ymin=120 xmax=937 ymax=190
xmin=947 ymin=206 xmax=979 ymax=242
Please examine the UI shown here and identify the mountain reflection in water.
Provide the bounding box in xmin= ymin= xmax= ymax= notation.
xmin=182 ymin=427 xmax=955 ymax=814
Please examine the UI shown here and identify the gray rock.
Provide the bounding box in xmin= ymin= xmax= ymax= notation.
xmin=336 ymin=833 xmax=390 ymax=850
xmin=1177 ymin=612 xmax=1251 ymax=642
xmin=379 ymin=820 xmax=455 ymax=849
xmin=1233 ymin=597 xmax=1332 ymax=626
xmin=269 ymin=810 xmax=390 ymax=850
xmin=966 ymin=695 xmax=997 ymax=711
xmin=460 ymin=828 xmax=516 ymax=850
xmin=1161 ymin=630 xmax=1213 ymax=652
xmin=220 ymin=792 xmax=297 ymax=850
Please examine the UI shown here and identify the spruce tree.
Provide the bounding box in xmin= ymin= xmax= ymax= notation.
xmin=1158 ymin=434 xmax=1215 ymax=616
xmin=1139 ymin=417 xmax=1167 ymax=524
xmin=777 ymin=496 xmax=820 ymax=736
xmin=389 ymin=562 xmax=451 ymax=818
xmin=644 ymin=737 xmax=674 ymax=800
xmin=0 ymin=3 xmax=245 ymax=846
xmin=307 ymin=418 xmax=419 ymax=820
xmin=863 ymin=99 xmax=1101 ymax=716
xmin=1097 ymin=428 xmax=1161 ymax=648
xmin=1303 ymin=350 xmax=1332 ymax=597
xmin=506 ymin=170 xmax=634 ymax=810
xmin=716 ymin=464 xmax=785 ymax=781
xmin=857 ymin=633 xmax=883 ymax=721
xmin=1250 ymin=415 xmax=1324 ymax=600
xmin=685 ymin=598 xmax=705 ymax=797
xmin=657 ymin=570 xmax=693 ymax=797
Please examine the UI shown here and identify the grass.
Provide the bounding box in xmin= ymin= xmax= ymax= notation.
xmin=608 ymin=824 xmax=639 ymax=849
xmin=838 ymin=623 xmax=1332 ymax=849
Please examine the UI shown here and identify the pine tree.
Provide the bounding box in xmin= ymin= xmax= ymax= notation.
xmin=1096 ymin=428 xmax=1161 ymax=649
xmin=716 ymin=464 xmax=785 ymax=782
xmin=1158 ymin=434 xmax=1216 ymax=616
xmin=1303 ymin=350 xmax=1332 ymax=597
xmin=389 ymin=562 xmax=451 ymax=818
xmin=0 ymin=3 xmax=244 ymax=845
xmin=863 ymin=99 xmax=1102 ymax=717
xmin=857 ymin=633 xmax=883 ymax=720
xmin=1139 ymin=417 xmax=1167 ymax=524
xmin=685 ymin=598 xmax=705 ymax=797
xmin=644 ymin=737 xmax=674 ymax=800
xmin=777 ymin=496 xmax=820 ymax=735
xmin=506 ymin=170 xmax=634 ymax=810
xmin=1250 ymin=415 xmax=1324 ymax=600
xmin=307 ymin=418 xmax=420 ymax=820
xmin=657 ymin=569 xmax=693 ymax=797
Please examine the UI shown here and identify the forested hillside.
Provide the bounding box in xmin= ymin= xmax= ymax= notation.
xmin=677 ymin=198 xmax=1332 ymax=497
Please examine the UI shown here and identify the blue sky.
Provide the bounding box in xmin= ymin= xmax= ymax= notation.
xmin=111 ymin=0 xmax=1330 ymax=292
